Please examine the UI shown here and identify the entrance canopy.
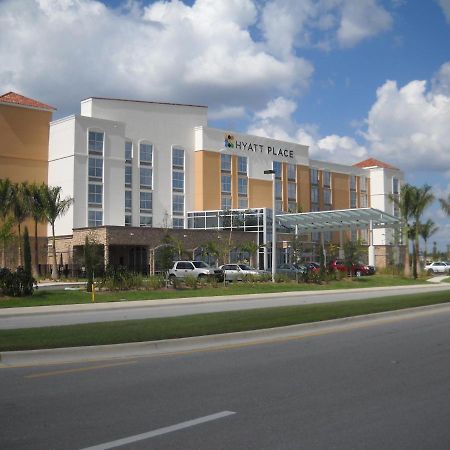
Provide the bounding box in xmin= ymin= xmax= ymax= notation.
xmin=277 ymin=208 xmax=400 ymax=233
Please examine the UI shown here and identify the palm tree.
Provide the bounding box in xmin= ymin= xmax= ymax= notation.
xmin=25 ymin=183 xmax=48 ymax=277
xmin=10 ymin=182 xmax=30 ymax=267
xmin=0 ymin=178 xmax=14 ymax=267
xmin=41 ymin=186 xmax=73 ymax=280
xmin=389 ymin=184 xmax=416 ymax=277
xmin=410 ymin=185 xmax=435 ymax=278
xmin=439 ymin=193 xmax=450 ymax=216
xmin=419 ymin=219 xmax=438 ymax=265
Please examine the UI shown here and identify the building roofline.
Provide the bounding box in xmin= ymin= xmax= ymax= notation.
xmin=0 ymin=91 xmax=56 ymax=111
xmin=81 ymin=96 xmax=208 ymax=109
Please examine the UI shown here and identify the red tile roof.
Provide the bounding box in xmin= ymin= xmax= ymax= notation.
xmin=353 ymin=157 xmax=397 ymax=170
xmin=0 ymin=91 xmax=56 ymax=111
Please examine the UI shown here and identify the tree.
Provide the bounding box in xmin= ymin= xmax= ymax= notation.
xmin=25 ymin=183 xmax=47 ymax=277
xmin=239 ymin=241 xmax=260 ymax=267
xmin=10 ymin=182 xmax=30 ymax=267
xmin=343 ymin=239 xmax=364 ymax=277
xmin=0 ymin=178 xmax=14 ymax=267
xmin=41 ymin=186 xmax=73 ymax=280
xmin=23 ymin=226 xmax=32 ymax=276
xmin=410 ymin=185 xmax=434 ymax=278
xmin=439 ymin=193 xmax=450 ymax=216
xmin=419 ymin=219 xmax=438 ymax=264
xmin=389 ymin=184 xmax=416 ymax=277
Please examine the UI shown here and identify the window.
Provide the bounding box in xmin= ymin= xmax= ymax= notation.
xmin=323 ymin=171 xmax=331 ymax=188
xmin=221 ymin=195 xmax=231 ymax=210
xmin=273 ymin=161 xmax=282 ymax=178
xmin=88 ymin=210 xmax=102 ymax=227
xmin=360 ymin=175 xmax=367 ymax=192
xmin=140 ymin=192 xmax=152 ymax=211
xmin=324 ymin=231 xmax=332 ymax=242
xmin=393 ymin=178 xmax=399 ymax=194
xmin=275 ymin=180 xmax=282 ymax=199
xmin=275 ymin=199 xmax=283 ymax=211
xmin=287 ymin=164 xmax=296 ymax=181
xmin=350 ymin=190 xmax=357 ymax=208
xmin=311 ymin=168 xmax=319 ymax=185
xmin=88 ymin=131 xmax=103 ymax=154
xmin=140 ymin=142 xmax=152 ymax=165
xmin=125 ymin=165 xmax=132 ymax=187
xmin=238 ymin=177 xmax=247 ymax=196
xmin=238 ymin=197 xmax=248 ymax=209
xmin=288 ymin=182 xmax=296 ymax=200
xmin=323 ymin=188 xmax=331 ymax=205
xmin=238 ymin=156 xmax=247 ymax=174
xmin=88 ymin=157 xmax=103 ymax=180
xmin=311 ymin=186 xmax=319 ymax=203
xmin=173 ymin=217 xmax=184 ymax=228
xmin=140 ymin=167 xmax=152 ymax=188
xmin=125 ymin=190 xmax=132 ymax=211
xmin=140 ymin=216 xmax=152 ymax=227
xmin=125 ymin=141 xmax=132 ymax=162
xmin=221 ymin=154 xmax=231 ymax=172
xmin=88 ymin=184 xmax=102 ymax=206
xmin=360 ymin=193 xmax=368 ymax=208
xmin=311 ymin=204 xmax=319 ymax=212
xmin=221 ymin=174 xmax=231 ymax=193
xmin=350 ymin=175 xmax=357 ymax=191
xmin=173 ymin=194 xmax=184 ymax=214
xmin=125 ymin=214 xmax=132 ymax=226
xmin=173 ymin=171 xmax=184 ymax=191
xmin=172 ymin=148 xmax=184 ymax=168
xmin=288 ymin=201 xmax=297 ymax=212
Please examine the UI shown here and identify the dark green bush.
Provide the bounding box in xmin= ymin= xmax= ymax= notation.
xmin=99 ymin=265 xmax=143 ymax=291
xmin=0 ymin=267 xmax=35 ymax=297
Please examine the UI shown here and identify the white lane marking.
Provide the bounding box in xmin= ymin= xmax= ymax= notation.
xmin=80 ymin=410 xmax=236 ymax=450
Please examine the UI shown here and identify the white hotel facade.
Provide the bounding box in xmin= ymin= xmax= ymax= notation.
xmin=48 ymin=97 xmax=404 ymax=269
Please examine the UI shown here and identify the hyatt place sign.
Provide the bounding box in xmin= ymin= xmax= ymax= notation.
xmin=224 ymin=134 xmax=294 ymax=159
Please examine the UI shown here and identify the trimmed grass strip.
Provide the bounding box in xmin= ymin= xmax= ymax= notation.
xmin=1 ymin=289 xmax=449 ymax=352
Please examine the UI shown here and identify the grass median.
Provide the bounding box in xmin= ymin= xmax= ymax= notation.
xmin=0 ymin=274 xmax=427 ymax=308
xmin=1 ymin=289 xmax=449 ymax=352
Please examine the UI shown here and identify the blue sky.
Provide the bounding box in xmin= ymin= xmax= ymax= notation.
xmin=1 ymin=0 xmax=449 ymax=250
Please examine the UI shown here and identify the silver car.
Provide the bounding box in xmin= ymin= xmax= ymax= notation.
xmin=220 ymin=264 xmax=264 ymax=281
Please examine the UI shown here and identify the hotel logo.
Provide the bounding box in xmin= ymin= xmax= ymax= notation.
xmin=224 ymin=134 xmax=235 ymax=148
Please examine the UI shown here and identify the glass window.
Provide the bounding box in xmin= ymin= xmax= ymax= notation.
xmin=288 ymin=201 xmax=297 ymax=212
xmin=140 ymin=142 xmax=152 ymax=165
xmin=275 ymin=180 xmax=282 ymax=199
xmin=360 ymin=175 xmax=366 ymax=192
xmin=287 ymin=164 xmax=296 ymax=181
xmin=221 ymin=154 xmax=231 ymax=172
xmin=88 ymin=131 xmax=103 ymax=154
xmin=140 ymin=191 xmax=152 ymax=211
xmin=323 ymin=188 xmax=331 ymax=205
xmin=311 ymin=168 xmax=319 ymax=185
xmin=173 ymin=194 xmax=184 ymax=214
xmin=350 ymin=175 xmax=357 ymax=191
xmin=273 ymin=161 xmax=282 ymax=178
xmin=125 ymin=214 xmax=132 ymax=226
xmin=173 ymin=217 xmax=184 ymax=228
xmin=350 ymin=190 xmax=357 ymax=208
xmin=288 ymin=182 xmax=296 ymax=200
xmin=172 ymin=148 xmax=184 ymax=168
xmin=275 ymin=199 xmax=283 ymax=211
xmin=140 ymin=216 xmax=152 ymax=227
xmin=221 ymin=174 xmax=231 ymax=193
xmin=125 ymin=190 xmax=132 ymax=211
xmin=125 ymin=165 xmax=132 ymax=187
xmin=173 ymin=171 xmax=184 ymax=191
xmin=311 ymin=204 xmax=319 ymax=212
xmin=88 ymin=184 xmax=102 ymax=205
xmin=125 ymin=141 xmax=132 ymax=162
xmin=323 ymin=171 xmax=331 ymax=188
xmin=360 ymin=193 xmax=368 ymax=208
xmin=88 ymin=210 xmax=102 ymax=227
xmin=238 ymin=197 xmax=248 ymax=209
xmin=324 ymin=231 xmax=332 ymax=242
xmin=140 ymin=167 xmax=152 ymax=188
xmin=88 ymin=157 xmax=102 ymax=180
xmin=238 ymin=156 xmax=247 ymax=174
xmin=238 ymin=177 xmax=247 ymax=196
xmin=221 ymin=195 xmax=231 ymax=210
xmin=393 ymin=178 xmax=399 ymax=194
xmin=311 ymin=186 xmax=319 ymax=203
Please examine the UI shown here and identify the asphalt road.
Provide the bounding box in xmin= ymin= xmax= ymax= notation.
xmin=1 ymin=284 xmax=449 ymax=329
xmin=1 ymin=307 xmax=450 ymax=449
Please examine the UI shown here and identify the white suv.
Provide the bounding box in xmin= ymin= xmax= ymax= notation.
xmin=424 ymin=262 xmax=450 ymax=274
xmin=168 ymin=261 xmax=223 ymax=280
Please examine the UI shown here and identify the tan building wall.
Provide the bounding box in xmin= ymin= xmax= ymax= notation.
xmin=248 ymin=179 xmax=272 ymax=208
xmin=297 ymin=165 xmax=310 ymax=212
xmin=332 ymin=172 xmax=350 ymax=210
xmin=194 ymin=151 xmax=221 ymax=210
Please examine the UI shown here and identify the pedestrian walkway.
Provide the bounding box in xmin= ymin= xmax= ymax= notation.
xmin=426 ymin=275 xmax=450 ymax=283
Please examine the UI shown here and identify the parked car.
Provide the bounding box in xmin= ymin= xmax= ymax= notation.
xmin=328 ymin=259 xmax=375 ymax=276
xmin=424 ymin=262 xmax=450 ymax=274
xmin=220 ymin=264 xmax=266 ymax=281
xmin=168 ymin=261 xmax=223 ymax=281
xmin=305 ymin=262 xmax=321 ymax=272
xmin=277 ymin=263 xmax=307 ymax=278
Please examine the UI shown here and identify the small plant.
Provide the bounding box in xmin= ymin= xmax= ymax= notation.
xmin=183 ymin=275 xmax=198 ymax=289
xmin=146 ymin=275 xmax=166 ymax=290
xmin=274 ymin=273 xmax=290 ymax=283
xmin=0 ymin=267 xmax=35 ymax=297
xmin=99 ymin=265 xmax=143 ymax=291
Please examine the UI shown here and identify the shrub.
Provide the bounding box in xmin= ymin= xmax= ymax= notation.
xmin=258 ymin=273 xmax=272 ymax=283
xmin=0 ymin=267 xmax=35 ymax=297
xmin=274 ymin=273 xmax=290 ymax=283
xmin=145 ymin=275 xmax=166 ymax=290
xmin=99 ymin=265 xmax=143 ymax=291
xmin=183 ymin=275 xmax=198 ymax=289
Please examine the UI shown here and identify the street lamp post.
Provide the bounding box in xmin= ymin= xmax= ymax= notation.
xmin=264 ymin=169 xmax=276 ymax=282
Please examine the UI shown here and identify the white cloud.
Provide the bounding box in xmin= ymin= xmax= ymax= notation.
xmin=432 ymin=62 xmax=450 ymax=95
xmin=209 ymin=105 xmax=247 ymax=120
xmin=437 ymin=0 xmax=450 ymax=22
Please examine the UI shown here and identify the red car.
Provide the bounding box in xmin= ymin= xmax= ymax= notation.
xmin=329 ymin=259 xmax=374 ymax=276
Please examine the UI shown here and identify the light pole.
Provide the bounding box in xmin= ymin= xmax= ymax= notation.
xmin=264 ymin=169 xmax=276 ymax=282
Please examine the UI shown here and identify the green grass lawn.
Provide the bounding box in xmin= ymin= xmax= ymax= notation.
xmin=0 ymin=274 xmax=427 ymax=309
xmin=1 ymin=289 xmax=449 ymax=352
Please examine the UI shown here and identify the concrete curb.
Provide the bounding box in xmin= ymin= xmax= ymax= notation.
xmin=2 ymin=302 xmax=450 ymax=368
xmin=2 ymin=283 xmax=449 ymax=317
